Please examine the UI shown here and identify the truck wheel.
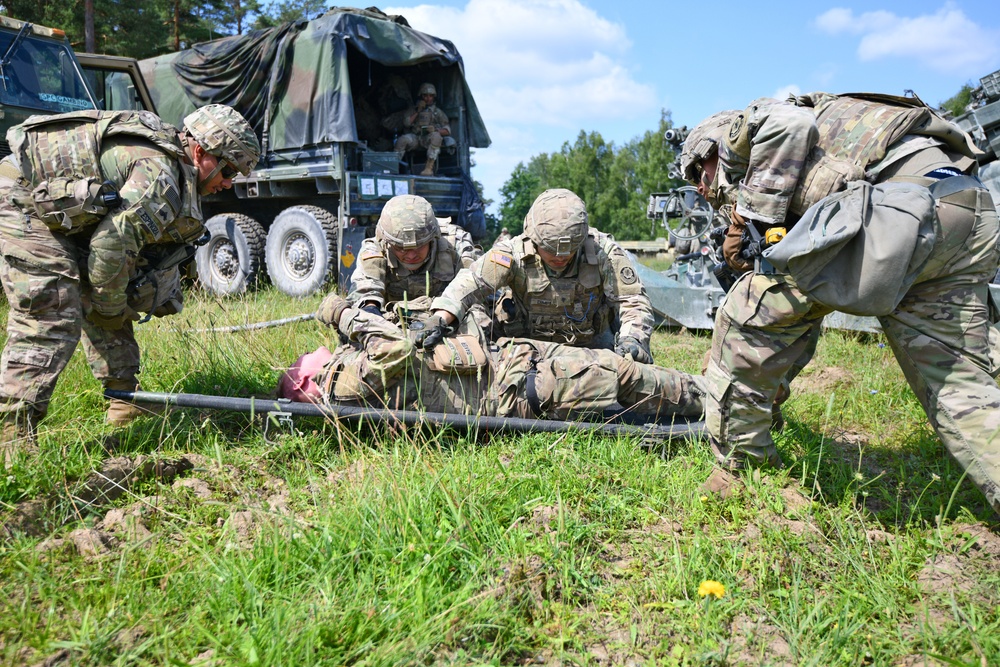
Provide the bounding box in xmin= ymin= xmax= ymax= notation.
xmin=265 ymin=205 xmax=338 ymax=297
xmin=195 ymin=213 xmax=266 ymax=295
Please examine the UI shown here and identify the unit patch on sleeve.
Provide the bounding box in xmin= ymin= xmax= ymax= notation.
xmin=619 ymin=265 xmax=637 ymax=285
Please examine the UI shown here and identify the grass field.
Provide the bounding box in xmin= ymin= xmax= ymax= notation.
xmin=1 ymin=287 xmax=998 ymax=666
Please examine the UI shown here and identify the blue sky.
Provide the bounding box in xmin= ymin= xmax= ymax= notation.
xmin=368 ymin=0 xmax=1000 ymax=209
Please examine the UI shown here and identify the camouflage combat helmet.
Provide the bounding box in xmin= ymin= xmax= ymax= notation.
xmin=679 ymin=109 xmax=740 ymax=184
xmin=376 ymin=195 xmax=439 ymax=248
xmin=524 ymin=188 xmax=589 ymax=257
xmin=184 ymin=104 xmax=261 ymax=176
xmin=418 ymin=82 xmax=437 ymax=97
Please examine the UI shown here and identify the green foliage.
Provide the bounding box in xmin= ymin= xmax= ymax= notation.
xmin=497 ymin=110 xmax=683 ymax=240
xmin=940 ymin=83 xmax=976 ymax=118
xmin=0 ymin=0 xmax=269 ymax=59
xmin=252 ymin=0 xmax=329 ymax=30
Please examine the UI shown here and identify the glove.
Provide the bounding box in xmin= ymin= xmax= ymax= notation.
xmin=615 ymin=336 xmax=653 ymax=364
xmin=317 ymin=294 xmax=350 ymax=328
xmin=88 ymin=307 xmax=139 ymax=331
xmin=722 ymin=207 xmax=754 ymax=273
xmin=416 ymin=100 xmax=427 ymax=112
xmin=413 ymin=314 xmax=451 ymax=349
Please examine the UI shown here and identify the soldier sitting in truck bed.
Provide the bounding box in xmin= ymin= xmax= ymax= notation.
xmin=348 ymin=195 xmax=479 ymax=316
xmin=393 ymin=83 xmax=452 ymax=176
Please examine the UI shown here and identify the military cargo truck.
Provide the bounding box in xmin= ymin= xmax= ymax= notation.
xmin=0 ymin=16 xmax=98 ymax=156
xmin=952 ymin=68 xmax=1000 ymax=208
xmin=138 ymin=6 xmax=491 ymax=296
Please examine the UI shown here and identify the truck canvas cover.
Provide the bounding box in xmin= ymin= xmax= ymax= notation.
xmin=138 ymin=6 xmax=491 ymax=155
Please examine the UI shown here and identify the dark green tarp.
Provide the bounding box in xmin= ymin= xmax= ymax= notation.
xmin=139 ymin=6 xmax=491 ymax=153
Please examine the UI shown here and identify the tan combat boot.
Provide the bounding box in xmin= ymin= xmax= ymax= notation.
xmin=1 ymin=410 xmax=39 ymax=468
xmin=105 ymin=380 xmax=165 ymax=427
xmin=420 ymin=157 xmax=436 ymax=176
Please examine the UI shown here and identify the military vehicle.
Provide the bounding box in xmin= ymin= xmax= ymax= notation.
xmin=951 ymin=68 xmax=1000 ymax=208
xmin=138 ymin=6 xmax=491 ymax=297
xmin=0 ymin=16 xmax=99 ymax=156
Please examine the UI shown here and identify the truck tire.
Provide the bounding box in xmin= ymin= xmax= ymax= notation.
xmin=265 ymin=205 xmax=338 ymax=297
xmin=195 ymin=213 xmax=266 ymax=295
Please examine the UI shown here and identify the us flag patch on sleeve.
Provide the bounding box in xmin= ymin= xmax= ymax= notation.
xmin=490 ymin=252 xmax=513 ymax=268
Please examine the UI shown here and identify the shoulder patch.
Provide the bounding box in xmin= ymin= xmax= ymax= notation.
xmin=490 ymin=251 xmax=513 ymax=268
xmin=361 ymin=249 xmax=383 ymax=261
xmin=728 ymin=113 xmax=745 ymax=142
xmin=619 ymin=265 xmax=637 ymax=285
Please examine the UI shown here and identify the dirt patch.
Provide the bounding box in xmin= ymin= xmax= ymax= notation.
xmin=780 ymin=486 xmax=813 ymax=515
xmin=950 ymin=522 xmax=1000 ymax=559
xmin=494 ymin=554 xmax=558 ymax=621
xmin=327 ymin=460 xmax=367 ymax=488
xmin=792 ymin=366 xmax=854 ymax=395
xmin=917 ymin=553 xmax=974 ymax=596
xmin=897 ymin=655 xmax=948 ymax=667
xmin=529 ymin=505 xmax=560 ymax=535
xmin=2 ymin=498 xmax=49 ymax=538
xmin=729 ymin=614 xmax=795 ymax=666
xmin=174 ymin=477 xmax=212 ymax=499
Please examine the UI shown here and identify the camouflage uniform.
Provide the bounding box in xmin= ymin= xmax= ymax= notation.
xmin=690 ymin=94 xmax=1000 ymax=513
xmin=0 ymin=106 xmax=259 ymax=446
xmin=393 ymin=83 xmax=451 ymax=175
xmin=298 ymin=296 xmax=705 ymax=422
xmin=349 ymin=221 xmax=478 ymax=309
xmin=432 ymin=216 xmax=654 ymax=354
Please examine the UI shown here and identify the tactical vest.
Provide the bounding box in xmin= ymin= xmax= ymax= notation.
xmin=364 ymin=226 xmax=462 ymax=302
xmin=508 ymin=235 xmax=609 ymax=345
xmin=7 ymin=110 xmax=200 ymax=237
xmin=728 ymin=94 xmax=980 ymax=218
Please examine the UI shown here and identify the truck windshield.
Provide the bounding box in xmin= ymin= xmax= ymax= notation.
xmin=0 ymin=32 xmax=93 ymax=113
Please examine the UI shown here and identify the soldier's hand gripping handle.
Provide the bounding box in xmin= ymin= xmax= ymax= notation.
xmin=615 ymin=336 xmax=653 ymax=364
xmin=413 ymin=313 xmax=451 ymax=349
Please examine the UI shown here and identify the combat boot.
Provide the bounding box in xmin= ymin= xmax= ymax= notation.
xmin=1 ymin=409 xmax=39 ymax=468
xmin=105 ymin=380 xmax=165 ymax=427
xmin=420 ymin=157 xmax=436 ymax=176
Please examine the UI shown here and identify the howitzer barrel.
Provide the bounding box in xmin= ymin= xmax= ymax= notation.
xmin=104 ymin=390 xmax=705 ymax=442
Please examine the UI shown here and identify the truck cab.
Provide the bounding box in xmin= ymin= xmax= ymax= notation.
xmin=0 ymin=16 xmax=97 ymax=156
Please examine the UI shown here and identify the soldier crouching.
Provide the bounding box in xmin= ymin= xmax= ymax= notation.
xmin=0 ymin=105 xmax=260 ymax=466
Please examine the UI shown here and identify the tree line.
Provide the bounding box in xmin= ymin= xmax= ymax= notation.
xmin=494 ymin=111 xmax=683 ymax=243
xmin=0 ymin=0 xmax=329 ymax=57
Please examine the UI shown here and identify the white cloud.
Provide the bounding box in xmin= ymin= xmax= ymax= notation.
xmin=771 ymin=84 xmax=801 ymax=101
xmin=383 ymin=0 xmax=657 ymax=208
xmin=814 ymin=4 xmax=1000 ymax=73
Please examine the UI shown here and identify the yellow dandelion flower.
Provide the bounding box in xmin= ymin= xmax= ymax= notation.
xmin=698 ymin=580 xmax=725 ymax=599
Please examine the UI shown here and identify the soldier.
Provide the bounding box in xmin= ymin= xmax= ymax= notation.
xmin=348 ymin=195 xmax=478 ymax=315
xmin=279 ymin=294 xmax=705 ymax=423
xmin=0 ymin=104 xmax=260 ymax=464
xmin=497 ymin=227 xmax=512 ymax=243
xmin=684 ymin=92 xmax=1000 ymax=513
xmin=424 ymin=189 xmax=655 ymax=363
xmin=393 ymin=83 xmax=451 ymax=176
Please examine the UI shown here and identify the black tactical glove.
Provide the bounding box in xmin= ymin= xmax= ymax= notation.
xmin=361 ymin=303 xmax=383 ymax=318
xmin=412 ymin=314 xmax=451 ymax=349
xmin=615 ymin=336 xmax=653 ymax=364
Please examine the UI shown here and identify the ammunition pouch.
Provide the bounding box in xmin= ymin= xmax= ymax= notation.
xmin=17 ymin=177 xmax=122 ymax=233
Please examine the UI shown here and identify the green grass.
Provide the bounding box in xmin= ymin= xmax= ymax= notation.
xmin=1 ymin=287 xmax=998 ymax=666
